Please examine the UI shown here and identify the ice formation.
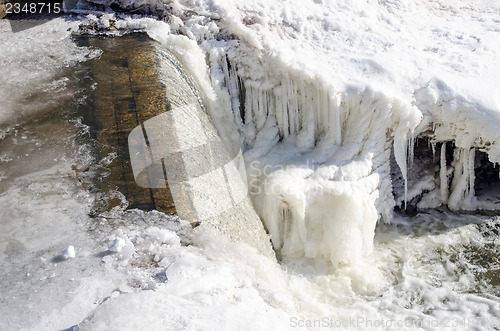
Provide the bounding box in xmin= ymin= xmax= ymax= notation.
xmin=214 ymin=52 xmax=424 ymax=265
xmin=145 ymin=20 xmax=421 ymax=264
xmin=113 ymin=0 xmax=500 ymax=266
xmin=413 ymin=80 xmax=500 ymax=211
xmin=62 ymin=245 xmax=76 ymax=259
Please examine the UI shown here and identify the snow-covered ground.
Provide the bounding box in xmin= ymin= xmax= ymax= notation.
xmin=0 ymin=0 xmax=499 ymax=329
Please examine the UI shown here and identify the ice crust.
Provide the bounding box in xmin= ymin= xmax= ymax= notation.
xmin=0 ymin=19 xmax=101 ymax=127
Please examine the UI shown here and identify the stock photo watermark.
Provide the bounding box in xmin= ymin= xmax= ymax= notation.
xmin=128 ymin=104 xmax=248 ymax=223
xmin=247 ymin=159 xmax=326 ymax=196
xmin=1 ymin=0 xmax=79 ymax=32
xmin=289 ymin=316 xmax=483 ymax=329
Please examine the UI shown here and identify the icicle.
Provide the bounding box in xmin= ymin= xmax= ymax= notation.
xmin=440 ymin=142 xmax=449 ymax=203
xmin=299 ymin=84 xmax=307 ymax=133
xmin=229 ymin=63 xmax=242 ymax=121
xmin=321 ymin=89 xmax=327 ymax=139
xmin=255 ymin=88 xmax=266 ymax=131
xmin=448 ymin=147 xmax=476 ymax=210
xmin=330 ymin=94 xmax=341 ymax=144
xmin=267 ymin=89 xmax=276 ymax=119
xmin=277 ymin=82 xmax=288 ymax=138
xmin=393 ymin=137 xmax=409 ymax=208
xmin=244 ymin=86 xmax=253 ymax=125
xmin=293 ymin=81 xmax=300 ymax=134
xmin=448 ymin=148 xmax=464 ymax=209
xmin=253 ymin=87 xmax=259 ymax=127
xmin=468 ymin=148 xmax=475 ymax=199
xmin=408 ymin=135 xmax=415 ymax=167
xmin=397 ymin=133 xmax=416 ymax=208
xmin=286 ymin=77 xmax=299 ymax=135
xmin=450 ymin=148 xmax=462 ymax=194
xmin=300 ymin=83 xmax=307 ymax=134
xmin=221 ymin=55 xmax=230 ymax=87
xmin=221 ymin=55 xmax=242 ymax=128
xmin=316 ymin=87 xmax=322 ymax=141
xmin=463 ymin=148 xmax=470 ymax=198
xmin=285 ymin=78 xmax=291 ymax=135
xmin=431 ymin=140 xmax=436 ymax=162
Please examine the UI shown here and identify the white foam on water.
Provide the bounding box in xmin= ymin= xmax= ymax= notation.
xmin=283 ymin=212 xmax=500 ymax=330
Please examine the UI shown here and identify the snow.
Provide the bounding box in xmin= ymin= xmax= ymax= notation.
xmin=0 ymin=0 xmax=499 ymax=329
xmin=77 ymin=225 xmax=296 ymax=331
xmin=62 ymin=245 xmax=76 ymax=259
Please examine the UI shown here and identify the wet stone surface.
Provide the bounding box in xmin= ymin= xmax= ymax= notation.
xmin=75 ymin=33 xmax=177 ymax=215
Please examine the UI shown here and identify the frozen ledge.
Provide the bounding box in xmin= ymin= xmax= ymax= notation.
xmin=393 ymin=80 xmax=500 ymax=213
xmin=205 ymin=47 xmax=500 ymax=265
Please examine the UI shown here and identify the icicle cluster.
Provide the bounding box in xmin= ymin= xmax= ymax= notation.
xmin=209 ymin=44 xmax=500 ymax=265
xmin=220 ymin=55 xmax=345 ymax=154
xmin=211 ymin=50 xmax=422 ymax=265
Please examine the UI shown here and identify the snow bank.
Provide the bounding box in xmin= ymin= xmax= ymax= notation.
xmin=77 ymin=216 xmax=296 ymax=331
